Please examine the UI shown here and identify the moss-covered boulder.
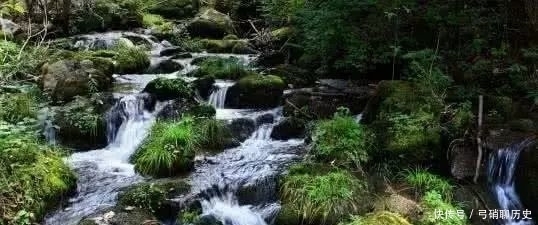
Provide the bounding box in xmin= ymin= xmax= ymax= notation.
xmin=188 ymin=57 xmax=253 ymax=80
xmin=226 ymin=75 xmax=286 ymax=108
xmin=143 ymin=78 xmax=193 ymax=101
xmin=54 ymin=95 xmax=111 ymax=150
xmin=41 ymin=59 xmax=113 ymax=102
xmin=147 ymin=0 xmax=199 ymax=19
xmin=147 ymin=59 xmax=184 ymax=74
xmin=342 ymin=211 xmax=412 ymax=225
xmin=187 ymin=104 xmax=217 ymax=118
xmin=374 ymin=193 xmax=421 ymax=222
xmin=118 ymin=179 xmax=191 ymax=218
xmin=132 ymin=118 xmax=199 ymax=177
xmin=187 ymin=8 xmax=234 ymax=38
xmin=277 ymin=165 xmax=370 ymax=225
xmin=200 ymin=39 xmax=256 ymax=54
xmin=193 ymin=76 xmax=216 ymax=99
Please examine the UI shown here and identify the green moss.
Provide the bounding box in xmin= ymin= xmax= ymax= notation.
xmin=0 ymin=135 xmax=76 ymax=224
xmin=271 ymin=27 xmax=295 ymax=41
xmin=403 ymin=168 xmax=454 ymax=201
xmin=237 ymin=74 xmax=285 ymax=90
xmin=118 ymin=183 xmax=167 ymax=213
xmin=419 ymin=191 xmax=468 ymax=225
xmin=312 ymin=113 xmax=375 ymax=169
xmin=187 ymin=104 xmax=216 ymax=118
xmin=341 ymin=211 xmax=412 ymax=225
xmin=143 ymin=78 xmax=193 ymax=101
xmin=0 ymin=93 xmax=37 ymax=124
xmin=133 ymin=118 xmax=199 ymax=177
xmin=189 ymin=57 xmax=253 ymax=79
xmin=200 ymin=39 xmax=247 ymax=53
xmin=280 ymin=169 xmax=369 ymax=225
xmin=114 ymin=44 xmax=150 ymax=74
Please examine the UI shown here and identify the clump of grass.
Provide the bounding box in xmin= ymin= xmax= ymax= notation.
xmin=133 ymin=117 xmax=199 ymax=177
xmin=419 ymin=191 xmax=468 ymax=225
xmin=402 ymin=168 xmax=454 ymax=201
xmin=312 ymin=111 xmax=375 ymax=169
xmin=280 ymin=168 xmax=369 ymax=225
xmin=189 ymin=57 xmax=254 ymax=80
xmin=341 ymin=211 xmax=412 ymax=225
xmin=114 ymin=43 xmax=150 ymax=74
xmin=196 ymin=118 xmax=233 ymax=151
xmin=0 ymin=92 xmax=37 ymax=124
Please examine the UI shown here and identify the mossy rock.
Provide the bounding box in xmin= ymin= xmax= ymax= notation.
xmin=270 ymin=117 xmax=306 ymax=140
xmin=143 ymin=78 xmax=193 ymax=101
xmin=271 ymin=27 xmax=295 ymax=42
xmin=147 ymin=59 xmax=184 ymax=74
xmin=188 ymin=56 xmax=253 ymax=80
xmin=187 ymin=104 xmax=216 ymax=118
xmin=187 ymin=8 xmax=234 ymax=38
xmin=343 ymin=211 xmax=412 ymax=225
xmin=193 ymin=75 xmax=216 ymax=99
xmin=147 ymin=0 xmax=199 ymax=19
xmin=54 ymin=95 xmax=110 ymax=150
xmin=226 ymin=75 xmax=286 ymax=108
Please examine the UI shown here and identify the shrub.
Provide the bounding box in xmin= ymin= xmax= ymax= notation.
xmin=419 ymin=191 xmax=468 ymax=225
xmin=0 ymin=135 xmax=76 ymax=224
xmin=340 ymin=211 xmax=412 ymax=225
xmin=133 ymin=118 xmax=199 ymax=177
xmin=0 ymin=40 xmax=51 ymax=82
xmin=189 ymin=57 xmax=253 ymax=79
xmin=312 ymin=113 xmax=375 ymax=169
xmin=143 ymin=78 xmax=193 ymax=101
xmin=114 ymin=44 xmax=150 ymax=74
xmin=280 ymin=168 xmax=368 ymax=225
xmin=403 ymin=168 xmax=454 ymax=201
xmin=0 ymin=93 xmax=37 ymax=124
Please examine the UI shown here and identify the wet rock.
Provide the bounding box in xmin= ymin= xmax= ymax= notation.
xmin=157 ymin=98 xmax=197 ymax=120
xmin=226 ymin=75 xmax=286 ymax=109
xmin=256 ymin=113 xmax=274 ymax=125
xmin=172 ymin=52 xmax=193 ymax=59
xmin=449 ymin=141 xmax=479 ymax=180
xmin=516 ymin=143 xmax=538 ymax=215
xmin=270 ymin=117 xmax=306 ymax=140
xmin=41 ymin=59 xmax=113 ymax=102
xmin=197 ymin=215 xmax=223 ymax=225
xmin=77 ymin=207 xmax=159 ymax=225
xmin=267 ymin=64 xmax=315 ymax=88
xmin=187 ymin=8 xmax=234 ymax=38
xmin=228 ymin=118 xmax=256 ymax=142
xmin=160 ymin=47 xmax=185 ymax=57
xmin=147 ymin=59 xmax=184 ymax=74
xmin=193 ymin=76 xmax=216 ymax=99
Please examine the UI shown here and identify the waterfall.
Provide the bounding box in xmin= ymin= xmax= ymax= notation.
xmin=208 ymin=81 xmax=235 ymax=109
xmin=487 ymin=139 xmax=535 ymax=225
xmin=45 ymin=94 xmax=161 ymax=225
xmin=185 ymin=107 xmax=304 ymax=225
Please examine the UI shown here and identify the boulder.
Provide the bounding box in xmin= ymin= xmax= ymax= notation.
xmin=200 ymin=39 xmax=256 ymax=54
xmin=226 ymin=75 xmax=286 ymax=109
xmin=147 ymin=59 xmax=184 ymax=74
xmin=256 ymin=113 xmax=274 ymax=125
xmin=374 ymin=193 xmax=422 ymax=222
xmin=172 ymin=52 xmax=194 ymax=59
xmin=77 ymin=207 xmax=158 ymax=225
xmin=41 ymin=59 xmax=113 ymax=102
xmin=143 ymin=78 xmax=193 ymax=101
xmin=157 ymin=97 xmax=198 ymax=120
xmin=187 ymin=8 xmax=234 ymax=38
xmin=449 ymin=141 xmax=479 ymax=180
xmin=147 ymin=0 xmax=199 ymax=19
xmin=270 ymin=117 xmax=306 ymax=140
xmin=228 ymin=118 xmax=256 ymax=142
xmin=193 ymin=76 xmax=216 ymax=99
xmin=160 ymin=46 xmax=186 ymax=57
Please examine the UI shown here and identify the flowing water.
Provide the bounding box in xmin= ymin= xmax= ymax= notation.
xmin=208 ymin=80 xmax=235 ymax=108
xmin=46 ymin=31 xmax=301 ymax=225
xmin=488 ymin=139 xmax=535 ymax=225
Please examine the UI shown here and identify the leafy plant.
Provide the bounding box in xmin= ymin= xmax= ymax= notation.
xmin=197 ymin=119 xmax=233 ymax=151
xmin=402 ymin=168 xmax=454 ymax=201
xmin=419 ymin=191 xmax=468 ymax=225
xmin=189 ymin=57 xmax=254 ymax=80
xmin=0 ymin=92 xmax=37 ymax=124
xmin=312 ymin=113 xmax=375 ymax=169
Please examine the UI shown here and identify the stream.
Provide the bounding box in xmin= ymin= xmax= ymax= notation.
xmin=45 ymin=31 xmax=304 ymax=225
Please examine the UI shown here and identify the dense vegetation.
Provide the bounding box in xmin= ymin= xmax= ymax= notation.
xmin=1 ymin=0 xmax=537 ymax=224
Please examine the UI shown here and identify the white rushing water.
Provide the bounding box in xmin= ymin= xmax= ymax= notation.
xmin=488 ymin=140 xmax=535 ymax=225
xmin=208 ymin=80 xmax=235 ymax=109
xmin=45 ymin=94 xmax=161 ymax=225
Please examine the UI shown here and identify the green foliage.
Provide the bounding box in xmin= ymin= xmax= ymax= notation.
xmin=383 ymin=111 xmax=440 ymax=156
xmin=340 ymin=211 xmax=412 ymax=225
xmin=280 ymin=169 xmax=368 ymax=225
xmin=0 ymin=41 xmax=52 ymax=83
xmin=114 ymin=43 xmax=150 ymax=74
xmin=262 ymin=0 xmax=305 ymax=23
xmin=133 ymin=118 xmax=199 ymax=177
xmin=237 ymin=74 xmax=285 ymax=90
xmin=118 ymin=183 xmax=166 ymax=213
xmin=402 ymin=168 xmax=454 ymax=201
xmin=419 ymin=191 xmax=468 ymax=225
xmin=143 ymin=78 xmax=193 ymax=101
xmin=71 ymin=0 xmax=147 ymax=33
xmin=403 ymin=49 xmax=451 ymax=104
xmin=177 ymin=208 xmax=202 ymax=224
xmin=0 ymin=93 xmax=37 ymax=124
xmin=312 ymin=113 xmax=375 ymax=169
xmin=189 ymin=57 xmax=253 ymax=79
xmin=0 ymin=135 xmax=75 ymax=224
xmin=196 ymin=118 xmax=233 ymax=151
xmin=142 ymin=13 xmax=174 ymax=33
xmin=0 ymin=0 xmax=25 ymax=17
xmin=57 ymin=96 xmax=104 ymax=138
xmin=186 ymin=104 xmax=216 ymax=118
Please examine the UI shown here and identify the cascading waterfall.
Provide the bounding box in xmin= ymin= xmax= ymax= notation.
xmin=45 ymin=94 xmax=161 ymax=225
xmin=488 ymin=139 xmax=535 ymax=225
xmin=208 ymin=81 xmax=235 ymax=108
xmin=186 ymin=107 xmax=304 ymax=225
